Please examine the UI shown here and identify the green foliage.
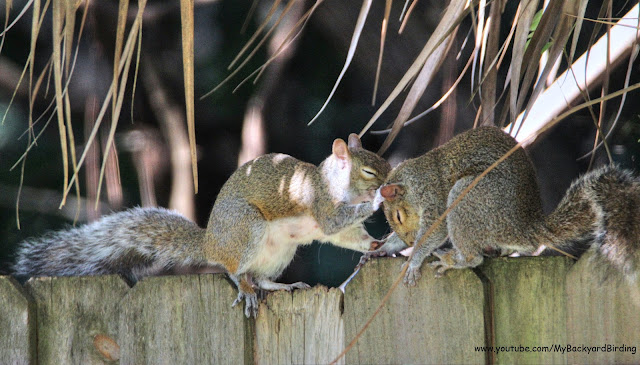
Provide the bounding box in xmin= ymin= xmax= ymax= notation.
xmin=525 ymin=9 xmax=552 ymax=54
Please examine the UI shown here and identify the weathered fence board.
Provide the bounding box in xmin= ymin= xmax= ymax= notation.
xmin=118 ymin=275 xmax=251 ymax=364
xmin=26 ymin=275 xmax=129 ymax=364
xmin=255 ymin=286 xmax=344 ymax=365
xmin=343 ymin=258 xmax=485 ymax=365
xmin=566 ymin=250 xmax=640 ymax=364
xmin=2 ymin=255 xmax=640 ymax=364
xmin=480 ymin=256 xmax=572 ymax=365
xmin=0 ymin=276 xmax=35 ymax=365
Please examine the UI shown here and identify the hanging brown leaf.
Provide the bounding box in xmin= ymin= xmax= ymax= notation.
xmin=180 ymin=0 xmax=198 ymax=193
xmin=359 ymin=0 xmax=469 ymax=143
xmin=479 ymin=0 xmax=504 ymax=126
xmin=372 ymin=0 xmax=392 ymax=105
xmin=308 ymin=0 xmax=372 ymax=126
xmin=506 ymin=0 xmax=539 ymax=129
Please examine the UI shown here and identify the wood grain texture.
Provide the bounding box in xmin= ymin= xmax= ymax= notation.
xmin=255 ymin=286 xmax=344 ymax=365
xmin=566 ymin=250 xmax=640 ymax=364
xmin=343 ymin=257 xmax=485 ymax=365
xmin=479 ymin=256 xmax=572 ymax=364
xmin=26 ymin=275 xmax=129 ymax=364
xmin=0 ymin=276 xmax=35 ymax=365
xmin=118 ymin=274 xmax=251 ymax=364
xmin=3 ymin=256 xmax=640 ymax=364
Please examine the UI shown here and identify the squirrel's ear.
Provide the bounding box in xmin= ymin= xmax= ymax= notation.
xmin=380 ymin=184 xmax=404 ymax=201
xmin=347 ymin=133 xmax=362 ymax=149
xmin=332 ymin=138 xmax=350 ymax=160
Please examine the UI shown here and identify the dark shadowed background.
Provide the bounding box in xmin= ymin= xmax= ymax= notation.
xmin=1 ymin=0 xmax=638 ymax=286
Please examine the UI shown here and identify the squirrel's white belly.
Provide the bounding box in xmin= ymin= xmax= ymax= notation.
xmin=244 ymin=215 xmax=324 ymax=278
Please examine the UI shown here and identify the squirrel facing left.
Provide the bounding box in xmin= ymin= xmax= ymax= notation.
xmin=366 ymin=126 xmax=639 ymax=287
xmin=13 ymin=134 xmax=391 ymax=317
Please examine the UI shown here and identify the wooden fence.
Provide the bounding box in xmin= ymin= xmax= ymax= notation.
xmin=1 ymin=255 xmax=639 ymax=364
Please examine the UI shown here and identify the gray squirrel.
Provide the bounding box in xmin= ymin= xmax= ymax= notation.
xmin=13 ymin=134 xmax=391 ymax=317
xmin=366 ymin=126 xmax=640 ymax=287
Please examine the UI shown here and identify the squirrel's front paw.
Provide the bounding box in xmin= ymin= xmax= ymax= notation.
xmin=403 ymin=263 xmax=422 ymax=287
xmin=357 ymin=249 xmax=388 ymax=267
xmin=233 ymin=291 xmax=259 ymax=318
xmin=286 ymin=281 xmax=311 ymax=291
xmin=372 ymin=188 xmax=385 ymax=211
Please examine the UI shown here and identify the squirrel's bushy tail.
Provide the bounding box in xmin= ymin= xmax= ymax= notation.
xmin=13 ymin=207 xmax=207 ymax=283
xmin=543 ymin=165 xmax=640 ymax=283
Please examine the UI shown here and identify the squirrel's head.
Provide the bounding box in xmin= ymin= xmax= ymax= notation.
xmin=330 ymin=134 xmax=391 ymax=203
xmin=378 ymin=183 xmax=421 ymax=246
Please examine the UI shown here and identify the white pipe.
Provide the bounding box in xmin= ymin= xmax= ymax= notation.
xmin=506 ymin=4 xmax=640 ymax=144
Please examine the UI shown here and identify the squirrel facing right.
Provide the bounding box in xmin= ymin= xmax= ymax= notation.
xmin=368 ymin=126 xmax=640 ymax=286
xmin=14 ymin=134 xmax=390 ymax=317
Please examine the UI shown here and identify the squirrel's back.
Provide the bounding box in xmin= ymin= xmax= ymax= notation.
xmin=220 ymin=153 xmax=318 ymax=220
xmin=13 ymin=207 xmax=206 ymax=282
xmin=386 ymin=126 xmax=545 ymax=250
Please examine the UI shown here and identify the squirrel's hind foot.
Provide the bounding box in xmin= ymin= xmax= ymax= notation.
xmin=428 ymin=249 xmax=457 ymax=277
xmin=428 ymin=261 xmax=452 ymax=278
xmin=233 ymin=291 xmax=258 ymax=318
xmin=429 ymin=248 xmax=483 ymax=277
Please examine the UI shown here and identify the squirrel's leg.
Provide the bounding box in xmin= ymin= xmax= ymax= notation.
xmin=314 ymin=201 xmax=376 ymax=235
xmin=425 ymin=175 xmax=488 ymax=277
xmin=429 ymin=246 xmax=483 ymax=277
xmin=210 ymin=196 xmax=272 ymax=318
xmin=399 ymin=211 xmax=450 ymax=286
xmin=403 ymin=222 xmax=448 ymax=286
xmin=326 ymin=224 xmax=381 ymax=252
xmin=404 ymin=237 xmax=448 ymax=286
xmin=229 ymin=273 xmax=259 ymax=318
xmin=254 ymin=278 xmax=311 ymax=291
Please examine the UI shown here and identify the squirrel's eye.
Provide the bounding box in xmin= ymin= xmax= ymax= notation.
xmin=360 ymin=167 xmax=377 ymax=179
xmin=395 ymin=209 xmax=404 ymax=225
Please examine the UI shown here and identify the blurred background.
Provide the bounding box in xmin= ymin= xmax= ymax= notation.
xmin=0 ymin=0 xmax=639 ymax=286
